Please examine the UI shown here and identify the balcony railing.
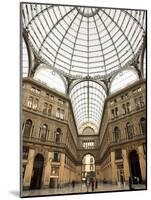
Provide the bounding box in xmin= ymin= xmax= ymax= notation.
xmin=110 ymin=105 xmax=146 ymax=121
xmin=23 ymin=135 xmax=66 ymax=148
xmin=110 ymin=132 xmax=146 ymax=146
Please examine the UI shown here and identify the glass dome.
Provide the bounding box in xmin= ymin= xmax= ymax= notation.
xmin=22 ymin=4 xmax=146 ymax=79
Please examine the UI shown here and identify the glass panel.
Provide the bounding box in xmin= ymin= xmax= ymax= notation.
xmin=22 ymin=5 xmax=146 ymax=78
xmin=70 ymin=80 xmax=106 ymax=133
xmin=34 ymin=64 xmax=66 ymax=94
xmin=110 ymin=69 xmax=139 ymax=94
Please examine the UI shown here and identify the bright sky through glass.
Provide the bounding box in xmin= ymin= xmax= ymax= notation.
xmin=22 ymin=4 xmax=146 ymax=79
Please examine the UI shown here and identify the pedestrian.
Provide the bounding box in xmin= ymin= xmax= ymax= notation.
xmin=72 ymin=180 xmax=75 ymax=189
xmin=95 ymin=179 xmax=98 ymax=189
xmin=91 ymin=179 xmax=95 ymax=191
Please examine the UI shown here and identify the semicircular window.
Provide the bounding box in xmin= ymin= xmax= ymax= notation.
xmin=34 ymin=65 xmax=67 ymax=94
xmin=110 ymin=68 xmax=139 ymax=94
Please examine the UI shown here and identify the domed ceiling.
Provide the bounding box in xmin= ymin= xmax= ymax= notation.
xmin=22 ymin=4 xmax=146 ymax=79
xmin=22 ymin=4 xmax=146 ymax=134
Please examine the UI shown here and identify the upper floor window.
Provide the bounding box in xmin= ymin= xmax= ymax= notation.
xmin=58 ymin=99 xmax=64 ymax=105
xmin=126 ymin=102 xmax=131 ymax=113
xmin=126 ymin=122 xmax=134 ymax=139
xmin=115 ymin=107 xmax=118 ymax=117
xmin=50 ymin=95 xmax=54 ymax=101
xmin=122 ymin=104 xmax=126 ymax=115
xmin=41 ymin=124 xmax=48 ymax=142
xmin=43 ymin=103 xmax=48 ymax=114
xmin=33 ymin=98 xmax=39 ymax=110
xmin=135 ymin=96 xmax=145 ymax=110
xmin=48 ymin=104 xmax=52 ymax=116
xmin=140 ymin=117 xmax=146 ymax=135
xmin=83 ymin=141 xmax=95 ymax=149
xmin=55 ymin=128 xmax=61 ymax=143
xmin=24 ymin=119 xmax=32 ymax=137
xmin=52 ymin=152 xmax=60 ymax=162
xmin=114 ymin=127 xmax=120 ymax=143
xmin=115 ymin=149 xmax=122 ymax=160
xmin=27 ymin=96 xmax=33 ymax=108
xmin=56 ymin=108 xmax=60 ymax=118
xmin=139 ymin=96 xmax=145 ymax=107
xmin=31 ymin=87 xmax=41 ymax=94
xmin=111 ymin=109 xmax=115 ymax=119
xmin=60 ymin=109 xmax=64 ymax=120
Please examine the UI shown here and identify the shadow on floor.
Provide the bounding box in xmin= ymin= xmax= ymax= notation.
xmin=9 ymin=190 xmax=20 ymax=197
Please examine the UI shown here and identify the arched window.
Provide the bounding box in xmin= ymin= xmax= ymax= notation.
xmin=56 ymin=108 xmax=60 ymax=118
xmin=60 ymin=109 xmax=64 ymax=120
xmin=41 ymin=124 xmax=48 ymax=141
xmin=43 ymin=103 xmax=48 ymax=114
xmin=33 ymin=99 xmax=39 ymax=110
xmin=140 ymin=117 xmax=146 ymax=134
xmin=114 ymin=127 xmax=120 ymax=142
xmin=48 ymin=104 xmax=52 ymax=116
xmin=115 ymin=107 xmax=118 ymax=117
xmin=55 ymin=128 xmax=61 ymax=143
xmin=126 ymin=122 xmax=134 ymax=139
xmin=122 ymin=104 xmax=126 ymax=115
xmin=110 ymin=69 xmax=139 ymax=94
xmin=126 ymin=102 xmax=131 ymax=113
xmin=27 ymin=96 xmax=33 ymax=108
xmin=24 ymin=119 xmax=32 ymax=137
xmin=34 ymin=65 xmax=66 ymax=94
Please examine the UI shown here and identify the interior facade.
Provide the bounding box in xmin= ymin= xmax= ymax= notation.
xmin=21 ymin=3 xmax=146 ymax=196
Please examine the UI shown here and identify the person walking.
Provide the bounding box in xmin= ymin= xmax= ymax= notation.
xmin=72 ymin=180 xmax=75 ymax=190
xmin=95 ymin=179 xmax=98 ymax=189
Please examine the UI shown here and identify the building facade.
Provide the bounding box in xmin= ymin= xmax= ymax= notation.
xmin=21 ymin=3 xmax=147 ymax=195
xmin=22 ymin=78 xmax=146 ymax=190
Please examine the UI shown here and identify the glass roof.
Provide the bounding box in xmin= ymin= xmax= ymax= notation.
xmin=34 ymin=64 xmax=67 ymax=94
xmin=22 ymin=38 xmax=29 ymax=77
xmin=22 ymin=4 xmax=146 ymax=79
xmin=22 ymin=3 xmax=146 ymax=134
xmin=69 ymin=80 xmax=106 ymax=131
xmin=110 ymin=68 xmax=139 ymax=94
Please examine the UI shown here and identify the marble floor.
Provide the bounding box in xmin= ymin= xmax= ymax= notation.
xmin=22 ymin=182 xmax=146 ymax=197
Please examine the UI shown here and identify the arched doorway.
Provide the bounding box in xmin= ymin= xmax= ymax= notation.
xmin=129 ymin=150 xmax=142 ymax=184
xmin=82 ymin=154 xmax=95 ymax=182
xmin=30 ymin=154 xmax=44 ymax=189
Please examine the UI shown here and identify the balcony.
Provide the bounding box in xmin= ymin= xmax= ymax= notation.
xmin=110 ymin=105 xmax=146 ymax=122
xmin=110 ymin=132 xmax=146 ymax=147
xmin=23 ymin=135 xmax=66 ymax=149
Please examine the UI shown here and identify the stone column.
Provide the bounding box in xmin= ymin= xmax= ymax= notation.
xmin=122 ymin=149 xmax=130 ymax=183
xmin=23 ymin=149 xmax=35 ymax=190
xmin=138 ymin=145 xmax=146 ymax=182
xmin=111 ymin=151 xmax=117 ymax=184
xmin=59 ymin=153 xmax=65 ymax=187
xmin=42 ymin=151 xmax=52 ymax=189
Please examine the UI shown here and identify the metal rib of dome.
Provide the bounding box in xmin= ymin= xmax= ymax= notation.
xmin=22 ymin=4 xmax=146 ymax=79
